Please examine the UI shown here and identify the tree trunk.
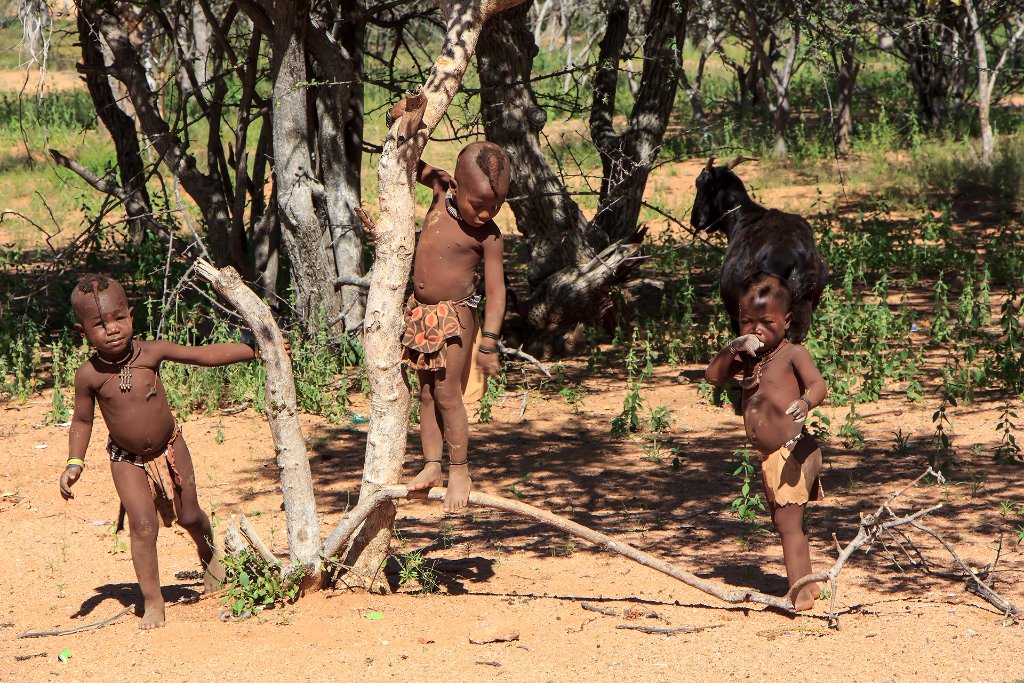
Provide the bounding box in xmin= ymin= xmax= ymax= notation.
xmin=834 ymin=37 xmax=859 ymax=154
xmin=268 ymin=0 xmax=345 ymax=337
xmin=478 ymin=0 xmax=685 ymax=347
xmin=194 ymin=260 xmax=322 ymax=572
xmin=77 ymin=11 xmax=151 ymax=244
xmin=309 ymin=5 xmax=366 ymax=331
xmin=342 ymin=0 xmax=527 ymax=588
xmin=592 ymin=0 xmax=687 ymax=242
xmin=477 ymin=1 xmax=592 ymax=288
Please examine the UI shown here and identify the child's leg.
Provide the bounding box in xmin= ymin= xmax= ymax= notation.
xmin=110 ymin=461 xmax=165 ymax=629
xmin=771 ymin=503 xmax=818 ymax=611
xmin=433 ymin=307 xmax=476 ymax=513
xmin=167 ymin=434 xmax=222 ymax=591
xmin=409 ymin=371 xmax=444 ymax=490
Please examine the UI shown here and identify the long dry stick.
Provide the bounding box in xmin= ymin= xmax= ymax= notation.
xmin=18 ymin=605 xmax=133 ymax=639
xmin=320 ymin=485 xmax=799 ymax=612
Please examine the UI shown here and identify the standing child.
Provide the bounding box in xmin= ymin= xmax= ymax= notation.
xmin=705 ymin=272 xmax=827 ymax=611
xmin=387 ymin=98 xmax=509 ymax=513
xmin=61 ymin=273 xmax=263 ymax=629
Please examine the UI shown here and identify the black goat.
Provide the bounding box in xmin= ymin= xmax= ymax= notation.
xmin=690 ymin=156 xmax=828 ymax=343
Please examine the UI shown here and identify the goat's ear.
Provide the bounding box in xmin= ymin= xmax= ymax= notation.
xmin=725 ymin=156 xmax=759 ymax=170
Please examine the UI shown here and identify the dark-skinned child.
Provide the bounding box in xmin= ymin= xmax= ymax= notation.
xmin=705 ymin=272 xmax=827 ymax=611
xmin=61 ymin=273 xmax=268 ymax=629
xmin=387 ymin=97 xmax=509 ymax=513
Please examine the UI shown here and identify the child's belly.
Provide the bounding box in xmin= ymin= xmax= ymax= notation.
xmin=411 ymin=251 xmax=480 ymax=304
xmin=98 ymin=402 xmax=178 ymax=456
xmin=743 ymin=393 xmax=803 ymax=454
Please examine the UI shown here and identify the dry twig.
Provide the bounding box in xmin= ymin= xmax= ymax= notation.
xmin=18 ymin=605 xmax=133 ymax=639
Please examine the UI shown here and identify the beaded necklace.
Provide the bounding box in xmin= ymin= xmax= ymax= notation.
xmin=738 ymin=338 xmax=788 ymax=391
xmin=96 ymin=338 xmax=136 ymax=392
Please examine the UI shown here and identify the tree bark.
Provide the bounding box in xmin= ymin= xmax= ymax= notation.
xmin=309 ymin=6 xmax=367 ymax=330
xmin=76 ymin=10 xmax=150 ymax=244
xmin=343 ymin=0 xmax=527 ymax=589
xmin=963 ymin=0 xmax=1024 ymax=168
xmin=477 ymin=0 xmax=685 ymax=346
xmin=194 ymin=259 xmax=322 ymax=572
xmin=833 ymin=37 xmax=859 ymax=154
xmin=268 ymin=0 xmax=345 ymax=336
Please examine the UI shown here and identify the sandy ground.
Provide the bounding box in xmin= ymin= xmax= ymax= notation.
xmin=2 ymin=359 xmax=1023 ymax=682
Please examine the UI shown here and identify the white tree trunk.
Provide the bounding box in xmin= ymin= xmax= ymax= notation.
xmin=194 ymin=260 xmax=322 ymax=572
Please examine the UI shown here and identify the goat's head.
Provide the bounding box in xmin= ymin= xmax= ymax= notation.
xmin=690 ymin=155 xmax=758 ymax=233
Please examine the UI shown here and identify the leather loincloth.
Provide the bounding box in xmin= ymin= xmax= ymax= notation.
xmin=759 ymin=430 xmax=824 ymax=507
xmin=401 ymin=294 xmax=477 ymax=371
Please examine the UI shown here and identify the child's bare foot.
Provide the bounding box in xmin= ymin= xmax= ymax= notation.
xmin=204 ymin=550 xmax=226 ymax=592
xmin=408 ymin=460 xmax=443 ymax=491
xmin=792 ymin=583 xmax=819 ymax=612
xmin=443 ymin=462 xmax=472 ymax=513
xmin=139 ymin=601 xmax=166 ymax=629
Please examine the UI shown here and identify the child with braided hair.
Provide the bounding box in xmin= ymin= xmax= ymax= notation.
xmin=61 ymin=273 xmax=266 ymax=628
xmin=386 ymin=97 xmax=510 ymax=513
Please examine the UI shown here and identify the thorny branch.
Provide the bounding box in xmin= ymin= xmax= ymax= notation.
xmin=788 ymin=467 xmax=1021 ymax=628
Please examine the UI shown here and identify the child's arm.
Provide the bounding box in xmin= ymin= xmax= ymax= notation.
xmin=150 ymin=340 xmax=257 ymax=367
xmin=705 ymin=335 xmax=760 ymax=386
xmin=476 ymin=229 xmax=506 ymax=377
xmin=387 ymin=99 xmax=451 ymax=191
xmin=416 ymin=159 xmax=451 ymax=192
xmin=784 ymin=345 xmax=828 ymax=423
xmin=61 ymin=367 xmax=95 ymax=500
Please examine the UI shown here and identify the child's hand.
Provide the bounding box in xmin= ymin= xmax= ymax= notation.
xmin=59 ymin=465 xmax=82 ymax=500
xmin=728 ymin=334 xmax=763 ymax=357
xmin=386 ymin=98 xmax=407 ymax=125
xmin=477 ymin=349 xmax=500 ymax=377
xmin=785 ymin=398 xmax=811 ymax=423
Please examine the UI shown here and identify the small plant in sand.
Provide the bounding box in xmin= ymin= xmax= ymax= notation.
xmin=611 ymin=331 xmax=654 ymax=438
xmin=508 ymin=471 xmax=532 ymax=500
xmin=558 ymin=382 xmax=586 ymax=413
xmin=477 ymin=370 xmax=506 ymax=424
xmin=838 ymin=403 xmax=865 ymax=449
xmin=108 ymin=525 xmax=126 ymax=555
xmin=221 ymin=548 xmax=303 ymax=619
xmin=649 ymin=405 xmax=672 ymax=433
xmin=890 ymin=429 xmax=912 ymax=456
xmin=994 ymin=404 xmax=1022 ymax=465
xmin=731 ymin=446 xmax=765 ymax=534
xmin=930 ymin=379 xmax=956 ymax=476
xmin=805 ymin=409 xmax=831 ymax=441
xmin=395 ymin=550 xmax=441 ymax=594
xmin=438 ymin=522 xmax=458 ymax=549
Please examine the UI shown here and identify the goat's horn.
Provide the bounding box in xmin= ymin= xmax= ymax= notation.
xmin=705 ymin=155 xmax=718 ymax=172
xmin=725 ymin=155 xmax=759 ymax=170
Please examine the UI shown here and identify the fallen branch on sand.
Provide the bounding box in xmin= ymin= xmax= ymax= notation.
xmin=317 ymin=485 xmax=798 ymax=611
xmin=18 ymin=605 xmax=133 ymax=639
xmin=787 ymin=467 xmax=1021 ymax=627
xmin=616 ymin=623 xmax=724 ymax=635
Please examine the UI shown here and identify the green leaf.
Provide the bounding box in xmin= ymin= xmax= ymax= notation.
xmin=363 ymin=611 xmax=384 ymax=620
xmin=58 ymin=648 xmax=72 ymax=662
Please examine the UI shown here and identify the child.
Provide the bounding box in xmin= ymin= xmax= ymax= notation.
xmin=387 ymin=98 xmax=509 ymax=513
xmin=705 ymin=272 xmax=827 ymax=611
xmin=61 ymin=273 xmax=262 ymax=629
